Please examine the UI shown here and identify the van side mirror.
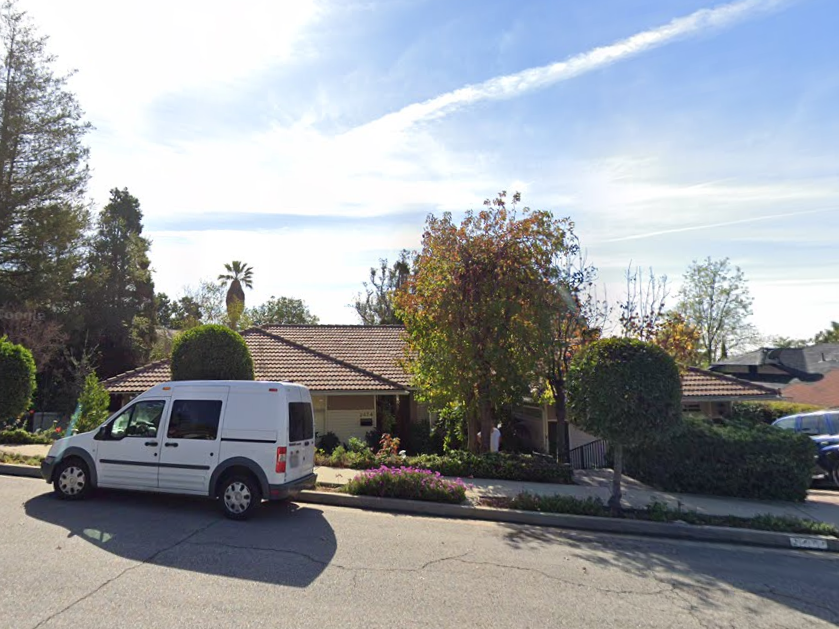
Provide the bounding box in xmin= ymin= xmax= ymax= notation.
xmin=94 ymin=425 xmax=107 ymax=441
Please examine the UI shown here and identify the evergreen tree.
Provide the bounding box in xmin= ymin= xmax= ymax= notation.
xmin=0 ymin=1 xmax=89 ymax=310
xmin=81 ymin=188 xmax=155 ymax=377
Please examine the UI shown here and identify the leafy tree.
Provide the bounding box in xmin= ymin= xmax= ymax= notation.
xmin=539 ymin=228 xmax=609 ymax=464
xmin=246 ymin=296 xmax=319 ymax=326
xmin=353 ymin=251 xmax=411 ymax=324
xmin=567 ymin=338 xmax=682 ymax=516
xmin=218 ymin=261 xmax=253 ymax=329
xmin=771 ymin=336 xmax=810 ymax=349
xmin=397 ymin=192 xmax=567 ymax=452
xmin=0 ymin=335 xmax=35 ymax=424
xmin=1 ymin=311 xmax=66 ymax=371
xmin=0 ymin=1 xmax=90 ymax=311
xmin=80 ymin=187 xmax=156 ymax=377
xmin=813 ymin=322 xmax=839 ymax=344
xmin=674 ymin=257 xmax=756 ymax=364
xmin=653 ymin=312 xmax=701 ymax=366
xmin=72 ymin=371 xmax=109 ymax=434
xmin=170 ymin=324 xmax=254 ymax=381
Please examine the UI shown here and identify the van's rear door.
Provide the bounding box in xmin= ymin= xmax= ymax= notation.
xmin=286 ymin=387 xmax=315 ymax=482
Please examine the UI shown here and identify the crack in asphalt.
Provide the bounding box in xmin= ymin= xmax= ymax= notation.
xmin=29 ymin=518 xmax=221 ymax=629
xmin=181 ymin=539 xmax=477 ymax=575
xmin=430 ymin=556 xmax=675 ymax=597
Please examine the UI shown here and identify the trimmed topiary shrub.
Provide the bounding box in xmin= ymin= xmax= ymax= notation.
xmin=623 ymin=416 xmax=816 ymax=502
xmin=0 ymin=336 xmax=36 ymax=425
xmin=568 ymin=337 xmax=682 ymax=515
xmin=729 ymin=401 xmax=824 ymax=427
xmin=170 ymin=324 xmax=254 ymax=381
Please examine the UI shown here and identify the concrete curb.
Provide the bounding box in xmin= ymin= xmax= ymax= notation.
xmin=296 ymin=490 xmax=839 ymax=553
xmin=0 ymin=463 xmax=41 ymax=479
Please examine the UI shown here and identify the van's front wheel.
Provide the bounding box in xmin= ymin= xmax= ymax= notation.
xmin=53 ymin=458 xmax=92 ymax=501
xmin=219 ymin=475 xmax=261 ymax=520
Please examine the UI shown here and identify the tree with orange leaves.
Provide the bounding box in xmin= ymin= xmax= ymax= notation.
xmin=396 ymin=192 xmax=568 ymax=453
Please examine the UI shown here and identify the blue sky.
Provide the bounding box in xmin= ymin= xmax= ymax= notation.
xmin=26 ymin=0 xmax=839 ymax=341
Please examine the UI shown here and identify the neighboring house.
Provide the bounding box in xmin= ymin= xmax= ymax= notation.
xmin=103 ymin=325 xmax=427 ymax=445
xmin=516 ymin=367 xmax=782 ymax=456
xmin=710 ymin=344 xmax=839 ymax=407
xmin=104 ymin=325 xmax=781 ymax=452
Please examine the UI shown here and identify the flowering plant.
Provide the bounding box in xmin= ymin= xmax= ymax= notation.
xmin=346 ymin=466 xmax=469 ymax=504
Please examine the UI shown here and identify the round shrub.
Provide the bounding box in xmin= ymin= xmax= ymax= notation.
xmin=0 ymin=336 xmax=36 ymax=424
xmin=170 ymin=324 xmax=254 ymax=381
xmin=568 ymin=338 xmax=682 ymax=447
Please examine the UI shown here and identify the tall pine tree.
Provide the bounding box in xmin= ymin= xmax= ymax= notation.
xmin=82 ymin=188 xmax=156 ymax=377
xmin=0 ymin=1 xmax=89 ymax=311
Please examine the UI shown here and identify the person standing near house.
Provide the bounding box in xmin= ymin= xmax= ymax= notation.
xmin=478 ymin=425 xmax=502 ymax=452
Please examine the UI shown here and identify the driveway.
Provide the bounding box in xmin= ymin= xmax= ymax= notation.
xmin=3 ymin=476 xmax=839 ymax=629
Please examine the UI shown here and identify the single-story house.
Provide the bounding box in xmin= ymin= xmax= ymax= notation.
xmin=710 ymin=344 xmax=839 ymax=407
xmin=514 ymin=367 xmax=781 ymax=456
xmin=104 ymin=325 xmax=780 ymax=455
xmin=103 ymin=325 xmax=427 ymax=445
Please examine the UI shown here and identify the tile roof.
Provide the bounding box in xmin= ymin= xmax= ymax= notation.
xmin=682 ymin=367 xmax=781 ymax=400
xmin=104 ymin=325 xmax=780 ymax=403
xmin=103 ymin=325 xmax=411 ymax=394
xmin=780 ymin=370 xmax=839 ymax=407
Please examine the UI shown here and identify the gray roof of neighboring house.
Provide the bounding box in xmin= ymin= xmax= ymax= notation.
xmin=711 ymin=344 xmax=839 ymax=381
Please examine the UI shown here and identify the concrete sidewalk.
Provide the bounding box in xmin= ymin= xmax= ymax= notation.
xmin=4 ymin=444 xmax=838 ymax=529
xmin=0 ymin=444 xmax=50 ymax=458
xmin=315 ymin=466 xmax=839 ymax=528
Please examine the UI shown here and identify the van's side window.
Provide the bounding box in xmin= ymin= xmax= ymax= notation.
xmin=110 ymin=401 xmax=165 ymax=439
xmin=167 ymin=400 xmax=222 ymax=440
xmin=289 ymin=402 xmax=314 ymax=442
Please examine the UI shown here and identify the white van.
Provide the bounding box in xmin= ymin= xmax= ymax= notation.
xmin=40 ymin=381 xmax=317 ymax=520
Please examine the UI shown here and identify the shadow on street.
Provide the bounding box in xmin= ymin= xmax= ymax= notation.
xmin=498 ymin=522 xmax=839 ymax=625
xmin=25 ymin=489 xmax=337 ymax=588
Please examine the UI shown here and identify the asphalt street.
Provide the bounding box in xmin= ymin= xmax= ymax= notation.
xmin=1 ymin=475 xmax=838 ymax=629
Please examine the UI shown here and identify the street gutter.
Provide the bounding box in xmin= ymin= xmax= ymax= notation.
xmin=295 ymin=490 xmax=839 ymax=554
xmin=1 ymin=464 xmax=835 ymax=553
xmin=0 ymin=463 xmax=41 ymax=479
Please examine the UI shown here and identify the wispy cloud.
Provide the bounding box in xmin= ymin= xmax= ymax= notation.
xmin=351 ymin=0 xmax=792 ymax=136
xmin=602 ymin=206 xmax=839 ymax=242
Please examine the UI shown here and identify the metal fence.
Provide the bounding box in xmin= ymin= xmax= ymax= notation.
xmin=569 ymin=439 xmax=608 ymax=470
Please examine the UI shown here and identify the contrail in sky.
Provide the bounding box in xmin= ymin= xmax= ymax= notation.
xmin=354 ymin=0 xmax=793 ymax=135
xmin=603 ymin=206 xmax=839 ymax=243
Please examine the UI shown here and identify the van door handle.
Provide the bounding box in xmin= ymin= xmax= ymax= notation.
xmin=145 ymin=441 xmax=158 ymax=447
xmin=165 ymin=443 xmax=178 ymax=448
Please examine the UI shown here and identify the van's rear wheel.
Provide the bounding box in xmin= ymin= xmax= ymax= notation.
xmin=220 ymin=475 xmax=261 ymax=520
xmin=54 ymin=458 xmax=92 ymax=501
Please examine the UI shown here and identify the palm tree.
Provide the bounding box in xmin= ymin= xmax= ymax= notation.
xmin=218 ymin=261 xmax=254 ymax=327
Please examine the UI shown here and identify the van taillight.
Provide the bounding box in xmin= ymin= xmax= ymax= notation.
xmin=276 ymin=447 xmax=287 ymax=473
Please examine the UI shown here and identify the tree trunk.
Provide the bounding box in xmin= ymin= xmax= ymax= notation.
xmin=608 ymin=444 xmax=623 ymax=518
xmin=478 ymin=396 xmax=493 ymax=454
xmin=550 ymin=375 xmax=570 ymax=465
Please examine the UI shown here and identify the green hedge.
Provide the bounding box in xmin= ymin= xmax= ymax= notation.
xmin=170 ymin=324 xmax=254 ymax=381
xmin=316 ymin=448 xmax=573 ymax=484
xmin=0 ymin=337 xmax=36 ymax=424
xmin=730 ymin=401 xmax=824 ymax=427
xmin=0 ymin=428 xmax=53 ymax=445
xmin=623 ymin=416 xmax=816 ymax=502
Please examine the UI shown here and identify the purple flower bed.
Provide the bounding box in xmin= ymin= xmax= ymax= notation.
xmin=345 ymin=466 xmax=469 ymax=504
